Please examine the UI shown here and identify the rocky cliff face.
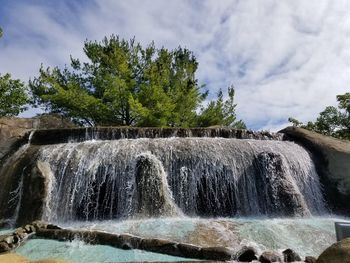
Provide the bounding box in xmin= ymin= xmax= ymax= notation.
xmin=280 ymin=127 xmax=350 ymax=215
xmin=0 ymin=116 xmax=76 ymax=226
xmin=0 ymin=115 xmax=75 ymax=164
xmin=0 ymin=117 xmax=34 ymax=163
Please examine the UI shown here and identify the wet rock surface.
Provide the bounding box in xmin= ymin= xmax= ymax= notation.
xmin=236 ymin=245 xmax=258 ymax=261
xmin=0 ymin=115 xmax=75 ymax=163
xmin=16 ymin=161 xmax=54 ymax=226
xmin=282 ymin=248 xmax=301 ymax=262
xmin=0 ymin=221 xmax=62 ymax=253
xmin=254 ymin=152 xmax=309 ymax=216
xmin=34 ymin=227 xmax=235 ymax=261
xmin=317 ymin=237 xmax=350 ymax=263
xmin=305 ymin=256 xmax=317 ymax=263
xmin=0 ymin=221 xmax=235 ymax=261
xmin=0 ymin=221 xmax=319 ymax=262
xmin=259 ymin=251 xmax=282 ymax=263
xmin=0 ymin=228 xmax=31 ymax=253
xmin=280 ymin=126 xmax=350 ymax=215
xmin=0 ymin=116 xmax=75 ymax=225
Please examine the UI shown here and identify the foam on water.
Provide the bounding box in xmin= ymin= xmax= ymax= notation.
xmin=237 ymin=217 xmax=337 ymax=258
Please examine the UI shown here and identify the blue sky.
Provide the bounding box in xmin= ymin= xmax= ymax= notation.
xmin=1 ymin=0 xmax=350 ymax=130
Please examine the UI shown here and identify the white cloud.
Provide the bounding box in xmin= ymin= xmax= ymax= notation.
xmin=1 ymin=0 xmax=350 ymax=129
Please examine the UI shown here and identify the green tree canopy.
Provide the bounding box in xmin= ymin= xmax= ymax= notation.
xmin=30 ymin=35 xmax=245 ymax=128
xmin=0 ymin=73 xmax=29 ymax=117
xmin=289 ymin=92 xmax=350 ymax=140
xmin=197 ymin=86 xmax=246 ymax=128
xmin=0 ymin=28 xmax=29 ymax=117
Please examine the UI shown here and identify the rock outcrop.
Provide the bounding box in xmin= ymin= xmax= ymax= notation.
xmin=0 ymin=115 xmax=75 ymax=164
xmin=254 ymin=152 xmax=309 ymax=216
xmin=0 ymin=116 xmax=75 ymax=226
xmin=16 ymin=161 xmax=53 ymax=226
xmin=280 ymin=126 xmax=350 ymax=214
xmin=0 ymin=223 xmax=37 ymax=253
xmin=317 ymin=237 xmax=350 ymax=263
xmin=305 ymin=256 xmax=317 ymax=263
xmin=235 ymin=246 xmax=258 ymax=261
xmin=0 ymin=146 xmax=40 ymax=226
xmin=282 ymin=248 xmax=301 ymax=262
xmin=259 ymin=250 xmax=282 ymax=262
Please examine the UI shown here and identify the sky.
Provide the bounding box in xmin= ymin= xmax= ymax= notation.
xmin=0 ymin=0 xmax=350 ymax=131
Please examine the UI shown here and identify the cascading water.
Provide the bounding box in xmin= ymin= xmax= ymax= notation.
xmin=0 ymin=130 xmax=36 ymax=226
xmin=34 ymin=137 xmax=326 ymax=222
xmin=134 ymin=153 xmax=182 ymax=217
xmin=0 ymin=130 xmax=341 ymax=262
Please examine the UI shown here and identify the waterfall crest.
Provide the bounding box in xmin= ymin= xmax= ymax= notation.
xmin=29 ymin=127 xmax=283 ymax=145
xmin=31 ymin=137 xmax=326 ymax=222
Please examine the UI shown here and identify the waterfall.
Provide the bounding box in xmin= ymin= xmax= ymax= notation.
xmin=32 ymin=137 xmax=326 ymax=222
xmin=0 ymin=130 xmax=36 ymax=225
xmin=134 ymin=153 xmax=182 ymax=217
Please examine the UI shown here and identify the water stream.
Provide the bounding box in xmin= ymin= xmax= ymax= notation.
xmin=0 ymin=134 xmax=340 ymax=262
xmin=36 ymin=138 xmax=326 ymax=222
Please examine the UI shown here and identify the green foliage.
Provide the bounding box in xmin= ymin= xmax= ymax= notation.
xmin=289 ymin=92 xmax=350 ymax=140
xmin=197 ymin=86 xmax=246 ymax=128
xmin=30 ymin=35 xmax=245 ymax=128
xmin=0 ymin=73 xmax=29 ymax=117
xmin=337 ymin=93 xmax=350 ymax=113
xmin=30 ymin=36 xmax=206 ymax=126
xmin=288 ymin=117 xmax=303 ymax=127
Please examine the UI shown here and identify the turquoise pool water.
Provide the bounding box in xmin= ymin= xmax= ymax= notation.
xmin=1 ymin=216 xmax=347 ymax=262
xmin=16 ymin=239 xmax=193 ymax=262
xmin=62 ymin=216 xmax=339 ymax=256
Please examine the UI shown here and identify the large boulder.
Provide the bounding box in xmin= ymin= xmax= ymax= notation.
xmin=16 ymin=161 xmax=53 ymax=226
xmin=0 ymin=115 xmax=75 ymax=225
xmin=235 ymin=246 xmax=258 ymax=261
xmin=280 ymin=127 xmax=350 ymax=214
xmin=259 ymin=251 xmax=282 ymax=262
xmin=317 ymin=237 xmax=350 ymax=263
xmin=0 ymin=146 xmax=39 ymax=225
xmin=282 ymin=248 xmax=301 ymax=262
xmin=305 ymin=256 xmax=317 ymax=263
